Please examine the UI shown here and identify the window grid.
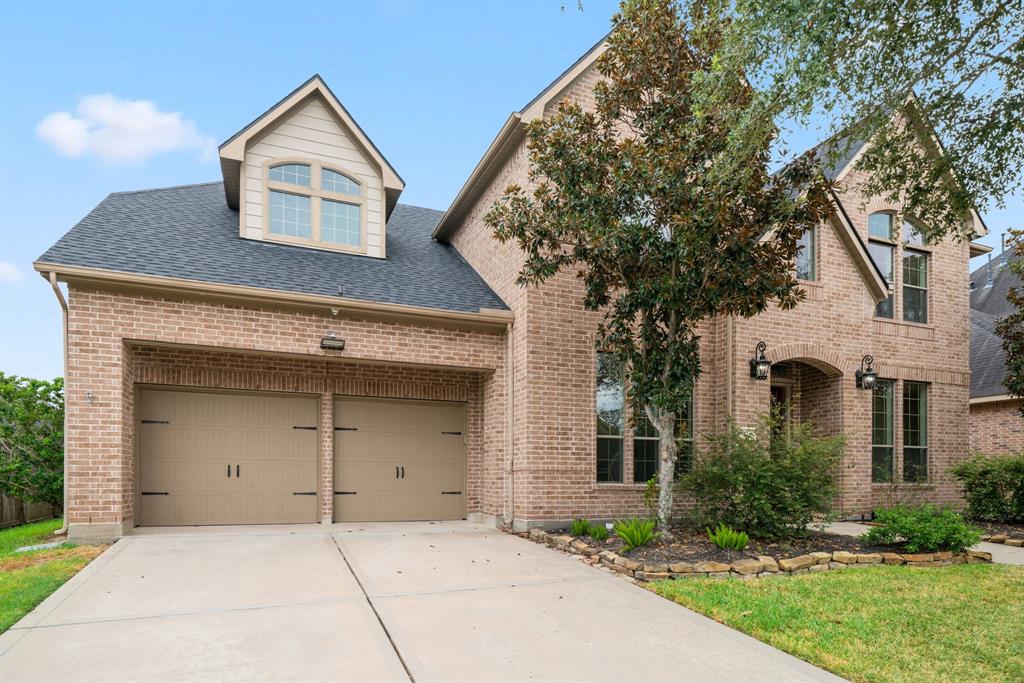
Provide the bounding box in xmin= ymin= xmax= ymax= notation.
xmin=871 ymin=380 xmax=894 ymax=483
xmin=596 ymin=353 xmax=624 ymax=483
xmin=868 ymin=212 xmax=893 ymax=239
xmin=632 ymin=399 xmax=693 ymax=483
xmin=268 ymin=191 xmax=311 ymax=238
xmin=322 ymin=168 xmax=360 ymax=196
xmin=903 ymin=382 xmax=929 ymax=482
xmin=321 ymin=200 xmax=361 ymax=246
xmin=869 ymin=240 xmax=894 ymax=318
xmin=269 ymin=163 xmax=311 ymax=187
xmin=903 ymin=219 xmax=927 ymax=247
xmin=903 ymin=250 xmax=928 ymax=324
xmin=796 ymin=228 xmax=815 ymax=281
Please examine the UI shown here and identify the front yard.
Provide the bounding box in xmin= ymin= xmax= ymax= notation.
xmin=0 ymin=519 xmax=105 ymax=632
xmin=651 ymin=563 xmax=1024 ymax=683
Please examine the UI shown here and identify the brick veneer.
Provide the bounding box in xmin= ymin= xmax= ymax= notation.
xmin=970 ymin=399 xmax=1024 ymax=454
xmin=64 ymin=285 xmax=506 ymax=540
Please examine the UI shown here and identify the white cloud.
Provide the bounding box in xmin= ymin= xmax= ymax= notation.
xmin=0 ymin=261 xmax=24 ymax=284
xmin=36 ymin=94 xmax=216 ymax=164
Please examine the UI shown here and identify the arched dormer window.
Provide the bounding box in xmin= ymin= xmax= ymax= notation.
xmin=265 ymin=160 xmax=365 ymax=252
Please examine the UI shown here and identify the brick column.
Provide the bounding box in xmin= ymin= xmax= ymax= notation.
xmin=319 ymin=393 xmax=334 ymax=524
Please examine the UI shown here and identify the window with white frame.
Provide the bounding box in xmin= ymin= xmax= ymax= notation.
xmin=265 ymin=161 xmax=363 ymax=250
xmin=795 ymin=228 xmax=816 ymax=281
xmin=632 ymin=397 xmax=693 ymax=484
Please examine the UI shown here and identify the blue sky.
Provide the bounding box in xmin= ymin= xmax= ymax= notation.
xmin=1 ymin=0 xmax=1020 ymax=379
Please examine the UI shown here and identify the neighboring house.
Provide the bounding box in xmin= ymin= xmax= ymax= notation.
xmin=969 ymin=250 xmax=1024 ymax=453
xmin=36 ymin=40 xmax=990 ymax=543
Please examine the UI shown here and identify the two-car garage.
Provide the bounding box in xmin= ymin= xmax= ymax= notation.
xmin=137 ymin=388 xmax=466 ymax=527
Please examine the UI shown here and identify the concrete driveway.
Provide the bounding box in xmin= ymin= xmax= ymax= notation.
xmin=0 ymin=522 xmax=840 ymax=683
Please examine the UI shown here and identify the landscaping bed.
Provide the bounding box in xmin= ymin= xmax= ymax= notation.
xmin=525 ymin=526 xmax=991 ymax=581
xmin=977 ymin=521 xmax=1024 ymax=545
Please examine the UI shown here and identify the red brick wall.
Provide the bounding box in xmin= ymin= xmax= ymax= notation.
xmin=970 ymin=400 xmax=1024 ymax=455
xmin=65 ymin=286 xmax=507 ymax=527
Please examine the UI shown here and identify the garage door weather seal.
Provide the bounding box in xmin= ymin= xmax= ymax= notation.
xmin=330 ymin=535 xmax=415 ymax=683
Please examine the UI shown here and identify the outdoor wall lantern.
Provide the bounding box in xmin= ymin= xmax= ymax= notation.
xmin=749 ymin=341 xmax=770 ymax=380
xmin=320 ymin=332 xmax=346 ymax=351
xmin=855 ymin=355 xmax=877 ymax=390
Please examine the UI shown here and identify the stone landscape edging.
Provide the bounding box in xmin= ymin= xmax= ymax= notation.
xmin=981 ymin=534 xmax=1024 ymax=547
xmin=525 ymin=528 xmax=993 ymax=581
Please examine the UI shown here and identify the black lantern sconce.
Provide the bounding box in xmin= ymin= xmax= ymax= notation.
xmin=749 ymin=342 xmax=770 ymax=380
xmin=855 ymin=355 xmax=877 ymax=390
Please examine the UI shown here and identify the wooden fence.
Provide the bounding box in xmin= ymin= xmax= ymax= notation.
xmin=0 ymin=495 xmax=54 ymax=529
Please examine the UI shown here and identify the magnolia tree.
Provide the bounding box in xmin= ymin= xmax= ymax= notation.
xmin=485 ymin=0 xmax=834 ymax=528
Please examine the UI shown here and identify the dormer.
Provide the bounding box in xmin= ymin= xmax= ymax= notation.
xmin=218 ymin=75 xmax=404 ymax=258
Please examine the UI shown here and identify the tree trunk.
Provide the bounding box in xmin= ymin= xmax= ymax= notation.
xmin=650 ymin=407 xmax=678 ymax=532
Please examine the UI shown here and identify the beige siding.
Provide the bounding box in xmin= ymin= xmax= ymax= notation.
xmin=243 ymin=97 xmax=386 ymax=257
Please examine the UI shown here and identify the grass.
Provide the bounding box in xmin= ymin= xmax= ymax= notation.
xmin=0 ymin=519 xmax=105 ymax=633
xmin=651 ymin=564 xmax=1024 ymax=683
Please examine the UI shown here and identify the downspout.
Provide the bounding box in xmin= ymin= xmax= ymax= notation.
xmin=504 ymin=322 xmax=515 ymax=528
xmin=48 ymin=272 xmax=69 ymax=536
xmin=725 ymin=315 xmax=734 ymax=420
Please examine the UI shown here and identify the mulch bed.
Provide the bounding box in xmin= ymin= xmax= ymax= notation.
xmin=552 ymin=524 xmax=899 ymax=564
xmin=976 ymin=521 xmax=1024 ymax=541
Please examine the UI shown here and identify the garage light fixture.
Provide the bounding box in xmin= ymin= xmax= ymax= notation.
xmin=749 ymin=341 xmax=770 ymax=380
xmin=320 ymin=332 xmax=346 ymax=351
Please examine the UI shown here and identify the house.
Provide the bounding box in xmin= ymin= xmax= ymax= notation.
xmin=969 ymin=250 xmax=1024 ymax=453
xmin=36 ymin=40 xmax=990 ymax=543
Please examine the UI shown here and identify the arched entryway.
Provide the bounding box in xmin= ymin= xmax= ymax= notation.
xmin=765 ymin=344 xmax=844 ymax=435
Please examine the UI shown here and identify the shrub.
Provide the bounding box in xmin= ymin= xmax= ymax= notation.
xmin=707 ymin=523 xmax=749 ymax=550
xmin=678 ymin=414 xmax=842 ymax=540
xmin=613 ymin=517 xmax=658 ymax=551
xmin=570 ymin=518 xmax=591 ymax=537
xmin=951 ymin=453 xmax=1024 ymax=523
xmin=862 ymin=504 xmax=982 ymax=553
xmin=588 ymin=522 xmax=609 ymax=541
xmin=0 ymin=373 xmax=64 ymax=508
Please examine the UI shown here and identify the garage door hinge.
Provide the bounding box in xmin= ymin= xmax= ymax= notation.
xmin=141 ymin=420 xmax=170 ymax=424
xmin=141 ymin=491 xmax=169 ymax=495
xmin=441 ymin=431 xmax=462 ymax=435
xmin=292 ymin=426 xmax=318 ymax=430
xmin=334 ymin=491 xmax=357 ymax=495
xmin=441 ymin=491 xmax=462 ymax=495
xmin=334 ymin=427 xmax=357 ymax=431
xmin=292 ymin=491 xmax=317 ymax=496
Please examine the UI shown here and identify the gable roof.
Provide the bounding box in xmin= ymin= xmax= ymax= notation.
xmin=969 ymin=250 xmax=1020 ymax=398
xmin=218 ymin=75 xmax=405 ymax=218
xmin=35 ymin=182 xmax=507 ymax=320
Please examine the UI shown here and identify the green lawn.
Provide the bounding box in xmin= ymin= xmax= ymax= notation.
xmin=0 ymin=519 xmax=105 ymax=633
xmin=651 ymin=564 xmax=1024 ymax=683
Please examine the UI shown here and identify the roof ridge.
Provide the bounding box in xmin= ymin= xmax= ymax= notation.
xmin=110 ymin=181 xmax=223 ymax=196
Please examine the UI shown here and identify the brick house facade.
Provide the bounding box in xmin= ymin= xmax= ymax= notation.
xmin=38 ymin=43 xmax=987 ymax=543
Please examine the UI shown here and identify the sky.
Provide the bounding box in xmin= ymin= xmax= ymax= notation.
xmin=0 ymin=0 xmax=1020 ymax=380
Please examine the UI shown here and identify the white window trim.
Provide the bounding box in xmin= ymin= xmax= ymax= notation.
xmin=262 ymin=157 xmax=368 ymax=254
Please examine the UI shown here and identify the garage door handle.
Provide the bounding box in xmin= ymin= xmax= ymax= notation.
xmin=227 ymin=464 xmax=231 ymax=478
xmin=395 ymin=466 xmax=399 ymax=479
xmin=236 ymin=464 xmax=240 ymax=478
xmin=142 ymin=491 xmax=170 ymax=496
xmin=401 ymin=466 xmax=405 ymax=479
xmin=334 ymin=491 xmax=357 ymax=495
xmin=292 ymin=491 xmax=317 ymax=496
xmin=441 ymin=491 xmax=462 ymax=495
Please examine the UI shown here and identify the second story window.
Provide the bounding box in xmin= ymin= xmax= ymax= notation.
xmin=903 ymin=249 xmax=928 ymax=323
xmin=264 ymin=161 xmax=365 ymax=252
xmin=795 ymin=228 xmax=816 ymax=281
xmin=868 ymin=240 xmax=894 ymax=318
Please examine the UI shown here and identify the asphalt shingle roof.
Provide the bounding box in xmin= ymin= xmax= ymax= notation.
xmin=37 ymin=182 xmax=507 ymax=314
xmin=969 ymin=250 xmax=1020 ymax=397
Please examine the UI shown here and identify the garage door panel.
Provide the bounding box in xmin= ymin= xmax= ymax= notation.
xmin=139 ymin=389 xmax=318 ymax=526
xmin=334 ymin=398 xmax=465 ymax=522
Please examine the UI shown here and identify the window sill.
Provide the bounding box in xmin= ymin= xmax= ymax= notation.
xmin=592 ymin=482 xmax=647 ymax=491
xmin=871 ymin=482 xmax=934 ymax=489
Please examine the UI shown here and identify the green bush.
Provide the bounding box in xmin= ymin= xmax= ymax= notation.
xmin=0 ymin=373 xmax=64 ymax=508
xmin=950 ymin=453 xmax=1024 ymax=523
xmin=707 ymin=523 xmax=749 ymax=550
xmin=570 ymin=518 xmax=591 ymax=537
xmin=613 ymin=517 xmax=658 ymax=551
xmin=587 ymin=522 xmax=609 ymax=541
xmin=862 ymin=504 xmax=982 ymax=553
xmin=677 ymin=414 xmax=842 ymax=540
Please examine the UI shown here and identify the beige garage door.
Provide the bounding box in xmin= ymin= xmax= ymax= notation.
xmin=334 ymin=397 xmax=465 ymax=522
xmin=138 ymin=389 xmax=319 ymax=526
